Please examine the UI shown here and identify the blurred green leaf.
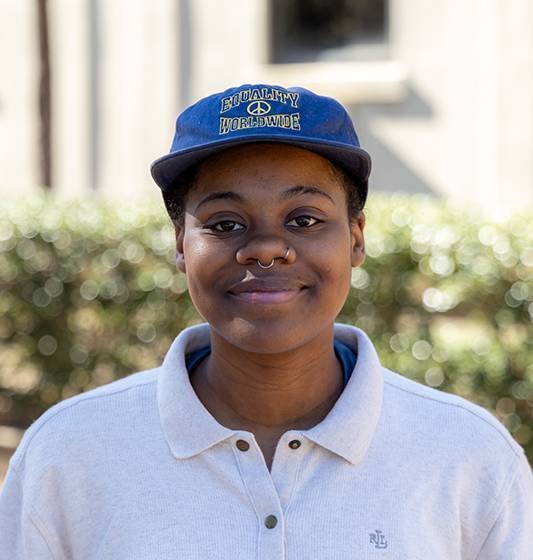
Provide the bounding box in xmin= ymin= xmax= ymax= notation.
xmin=0 ymin=192 xmax=532 ymax=463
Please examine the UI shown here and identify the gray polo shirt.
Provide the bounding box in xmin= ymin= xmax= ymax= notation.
xmin=1 ymin=323 xmax=531 ymax=559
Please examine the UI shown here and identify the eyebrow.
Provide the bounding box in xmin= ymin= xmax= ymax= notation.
xmin=194 ymin=185 xmax=335 ymax=211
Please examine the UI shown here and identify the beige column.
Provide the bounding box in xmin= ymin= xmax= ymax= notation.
xmin=190 ymin=0 xmax=268 ymax=99
xmin=496 ymin=0 xmax=533 ymax=212
xmin=0 ymin=0 xmax=39 ymax=193
xmin=97 ymin=0 xmax=179 ymax=198
xmin=48 ymin=0 xmax=92 ymax=194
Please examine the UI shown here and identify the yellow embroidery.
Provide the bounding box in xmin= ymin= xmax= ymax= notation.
xmin=220 ymin=88 xmax=299 ymax=113
xmin=246 ymin=100 xmax=272 ymax=116
xmin=219 ymin=113 xmax=301 ymax=135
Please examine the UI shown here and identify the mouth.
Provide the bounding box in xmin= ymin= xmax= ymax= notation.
xmin=228 ymin=287 xmax=307 ymax=305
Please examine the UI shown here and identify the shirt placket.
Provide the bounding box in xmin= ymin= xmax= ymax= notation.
xmin=269 ymin=431 xmax=307 ymax=514
xmin=232 ymin=432 xmax=296 ymax=560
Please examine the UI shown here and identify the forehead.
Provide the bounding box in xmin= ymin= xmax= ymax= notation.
xmin=192 ymin=143 xmax=343 ymax=195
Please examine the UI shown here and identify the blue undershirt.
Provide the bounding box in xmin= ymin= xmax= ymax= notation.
xmin=185 ymin=339 xmax=357 ymax=387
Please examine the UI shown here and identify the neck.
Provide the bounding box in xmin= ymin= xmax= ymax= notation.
xmin=190 ymin=326 xmax=344 ymax=433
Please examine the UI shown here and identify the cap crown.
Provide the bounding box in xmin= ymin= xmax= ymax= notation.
xmin=170 ymin=84 xmax=362 ymax=152
xmin=151 ymin=83 xmax=371 ymax=205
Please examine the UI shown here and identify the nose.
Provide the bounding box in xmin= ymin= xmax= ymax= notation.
xmin=235 ymin=236 xmax=295 ymax=267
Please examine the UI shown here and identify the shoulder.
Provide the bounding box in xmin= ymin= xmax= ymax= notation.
xmin=9 ymin=367 xmax=161 ymax=475
xmin=382 ymin=367 xmax=521 ymax=454
xmin=380 ymin=368 xmax=532 ymax=556
xmin=381 ymin=366 xmax=524 ymax=468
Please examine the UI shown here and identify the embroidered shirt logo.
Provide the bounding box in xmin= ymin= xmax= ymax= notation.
xmin=246 ymin=100 xmax=271 ymax=116
xmin=369 ymin=529 xmax=388 ymax=549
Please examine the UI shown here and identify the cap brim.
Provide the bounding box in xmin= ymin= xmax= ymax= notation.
xmin=150 ymin=135 xmax=371 ymax=202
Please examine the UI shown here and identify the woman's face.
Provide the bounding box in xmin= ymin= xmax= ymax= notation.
xmin=175 ymin=143 xmax=365 ymax=354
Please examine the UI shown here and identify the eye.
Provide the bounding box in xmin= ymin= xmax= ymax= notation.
xmin=203 ymin=215 xmax=322 ymax=232
xmin=206 ymin=220 xmax=245 ymax=233
xmin=287 ymin=215 xmax=322 ymax=228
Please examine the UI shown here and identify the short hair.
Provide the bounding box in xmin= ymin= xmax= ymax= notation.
xmin=162 ymin=154 xmax=364 ymax=228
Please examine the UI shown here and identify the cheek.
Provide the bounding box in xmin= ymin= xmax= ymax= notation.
xmin=332 ymin=235 xmax=355 ymax=295
xmin=181 ymin=232 xmax=232 ymax=307
xmin=313 ymin=228 xmax=353 ymax=278
xmin=183 ymin=230 xmax=229 ymax=268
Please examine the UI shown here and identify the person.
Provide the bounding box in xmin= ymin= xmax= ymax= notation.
xmin=0 ymin=83 xmax=531 ymax=559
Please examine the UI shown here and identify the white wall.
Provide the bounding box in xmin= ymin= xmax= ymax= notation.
xmin=180 ymin=0 xmax=533 ymax=213
xmin=367 ymin=0 xmax=533 ymax=213
xmin=1 ymin=0 xmax=532 ymax=212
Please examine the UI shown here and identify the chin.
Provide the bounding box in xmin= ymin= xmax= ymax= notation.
xmin=210 ymin=315 xmax=329 ymax=355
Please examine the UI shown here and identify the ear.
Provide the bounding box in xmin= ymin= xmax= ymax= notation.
xmin=175 ymin=226 xmax=186 ymax=274
xmin=350 ymin=211 xmax=366 ymax=268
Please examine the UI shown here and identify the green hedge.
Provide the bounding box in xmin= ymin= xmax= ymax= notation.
xmin=1 ymin=193 xmax=532 ymax=463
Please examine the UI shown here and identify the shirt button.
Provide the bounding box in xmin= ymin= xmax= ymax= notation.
xmin=288 ymin=439 xmax=301 ymax=449
xmin=236 ymin=439 xmax=250 ymax=451
xmin=264 ymin=515 xmax=278 ymax=529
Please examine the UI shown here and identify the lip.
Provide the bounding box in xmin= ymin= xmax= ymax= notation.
xmin=229 ymin=289 xmax=305 ymax=305
xmin=228 ymin=277 xmax=306 ymax=293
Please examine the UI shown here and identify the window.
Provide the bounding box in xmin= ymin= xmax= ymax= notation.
xmin=269 ymin=0 xmax=388 ymax=63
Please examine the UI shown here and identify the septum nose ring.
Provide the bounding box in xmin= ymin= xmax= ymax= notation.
xmin=256 ymin=248 xmax=290 ymax=269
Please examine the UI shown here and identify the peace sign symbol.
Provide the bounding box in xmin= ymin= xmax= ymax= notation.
xmin=247 ymin=100 xmax=272 ymax=116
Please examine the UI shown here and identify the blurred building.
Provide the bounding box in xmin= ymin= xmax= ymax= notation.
xmin=1 ymin=0 xmax=533 ymax=212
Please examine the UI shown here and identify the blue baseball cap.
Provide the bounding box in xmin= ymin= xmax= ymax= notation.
xmin=151 ymin=83 xmax=372 ymax=204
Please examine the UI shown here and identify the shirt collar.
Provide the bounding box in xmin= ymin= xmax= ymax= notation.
xmin=157 ymin=322 xmax=383 ymax=465
xmin=303 ymin=323 xmax=383 ymax=464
